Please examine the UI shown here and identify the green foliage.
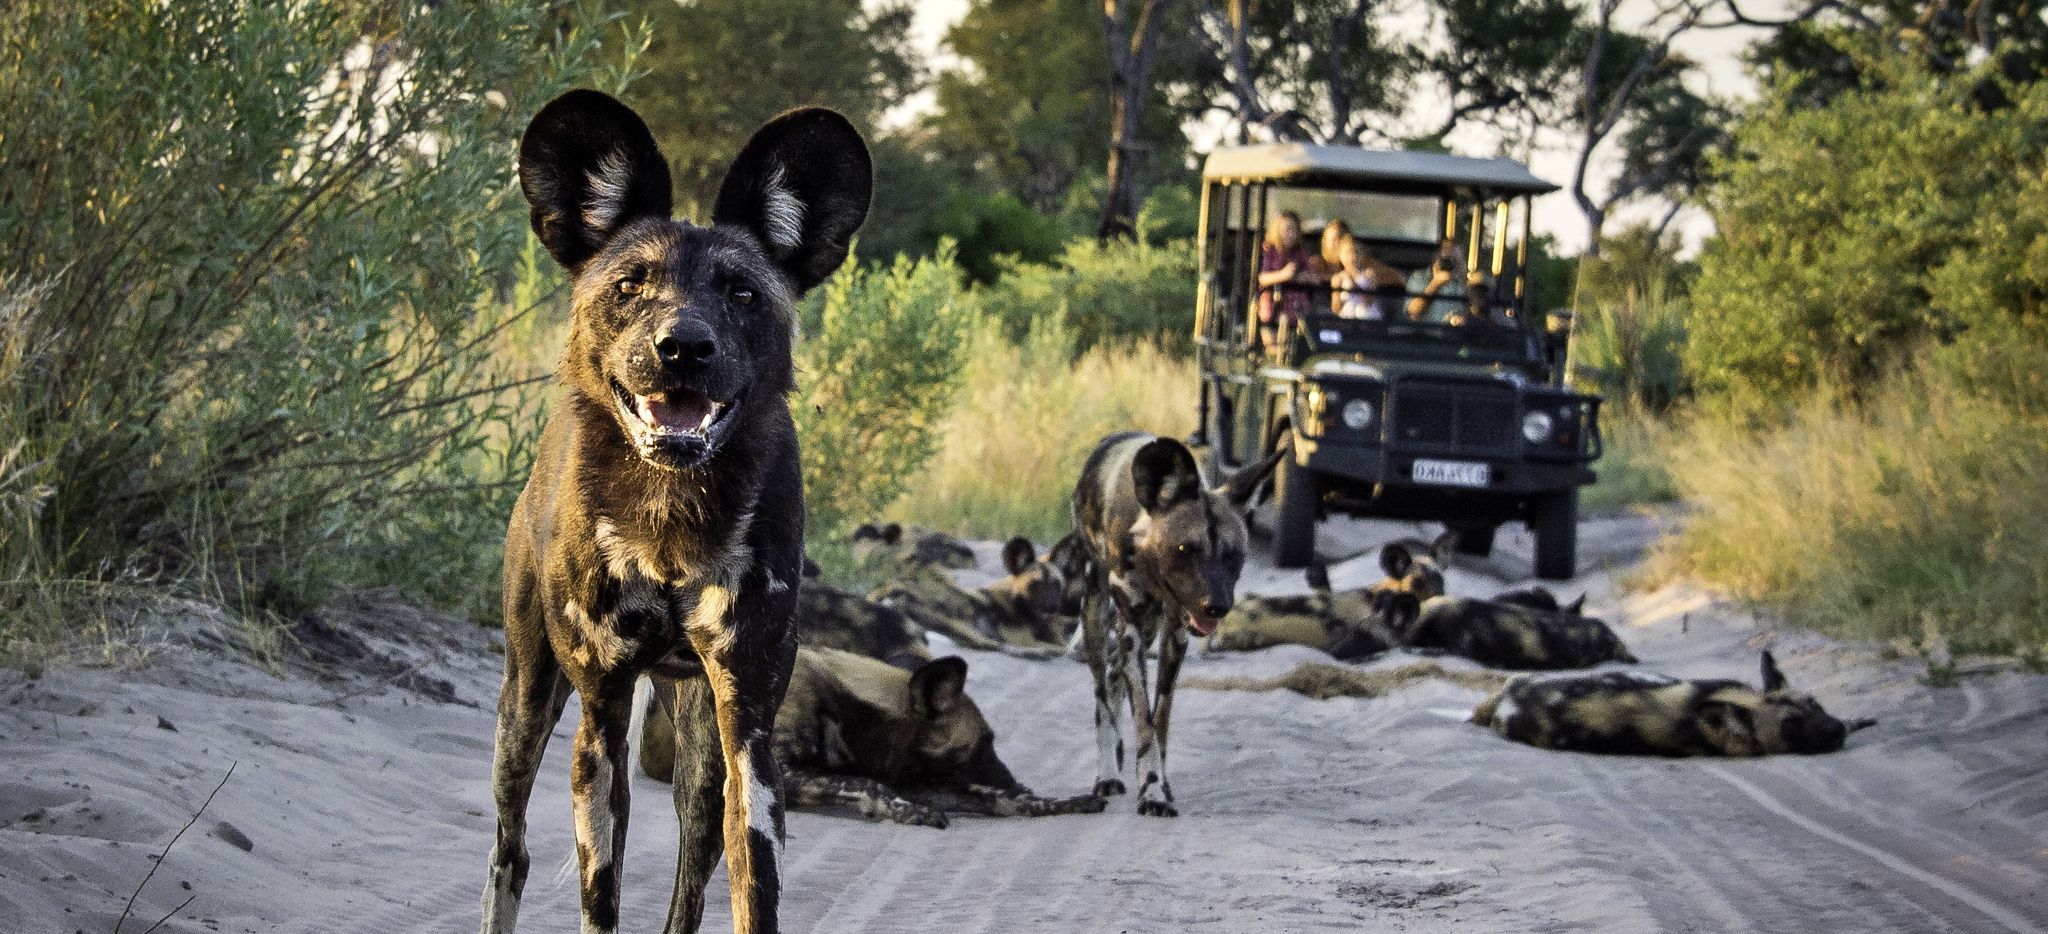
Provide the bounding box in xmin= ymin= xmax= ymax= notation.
xmin=0 ymin=0 xmax=627 ymax=649
xmin=1579 ymin=408 xmax=1677 ymax=512
xmin=1570 ymin=225 xmax=1692 ymax=411
xmin=930 ymin=192 xmax=1070 ymax=284
xmin=977 ymin=237 xmax=1197 ymax=354
xmin=1653 ymin=360 xmax=2048 ymax=656
xmin=1688 ymin=51 xmax=2048 ymax=405
xmin=615 ymin=0 xmax=922 ymax=218
xmin=795 ymin=246 xmax=978 ymax=542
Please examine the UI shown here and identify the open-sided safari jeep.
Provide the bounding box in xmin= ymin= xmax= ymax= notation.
xmin=1188 ymin=143 xmax=1601 ymax=579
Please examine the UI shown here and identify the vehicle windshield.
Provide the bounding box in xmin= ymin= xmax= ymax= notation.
xmin=1268 ymin=189 xmax=1438 ymax=243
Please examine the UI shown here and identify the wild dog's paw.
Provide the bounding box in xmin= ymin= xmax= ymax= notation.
xmin=906 ymin=804 xmax=951 ymax=829
xmin=1092 ymin=778 xmax=1127 ymax=797
xmin=1066 ymin=794 xmax=1109 ymax=814
xmin=1137 ymin=799 xmax=1179 ymax=818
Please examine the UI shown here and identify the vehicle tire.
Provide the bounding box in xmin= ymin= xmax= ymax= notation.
xmin=1532 ymin=489 xmax=1578 ymax=581
xmin=1451 ymin=523 xmax=1496 ymax=557
xmin=1273 ymin=431 xmax=1318 ymax=569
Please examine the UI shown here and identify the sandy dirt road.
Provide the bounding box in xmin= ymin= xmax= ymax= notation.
xmin=3 ymin=512 xmax=2044 ymax=932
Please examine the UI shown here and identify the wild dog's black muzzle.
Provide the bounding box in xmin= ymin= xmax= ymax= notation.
xmin=653 ymin=316 xmax=720 ymax=372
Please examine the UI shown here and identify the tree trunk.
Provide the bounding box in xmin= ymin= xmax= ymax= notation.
xmin=1099 ymin=0 xmax=1171 ymax=241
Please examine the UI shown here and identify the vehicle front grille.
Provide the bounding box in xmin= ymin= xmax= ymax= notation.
xmin=1388 ymin=378 xmax=1516 ymax=453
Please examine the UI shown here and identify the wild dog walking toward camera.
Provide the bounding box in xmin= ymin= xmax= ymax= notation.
xmin=1472 ymin=651 xmax=1876 ymax=756
xmin=638 ymin=648 xmax=1106 ymax=828
xmin=481 ymin=91 xmax=869 ymax=934
xmin=869 ymin=536 xmax=1070 ymax=656
xmin=1072 ymin=433 xmax=1282 ymax=815
xmin=1407 ymin=592 xmax=1636 ymax=670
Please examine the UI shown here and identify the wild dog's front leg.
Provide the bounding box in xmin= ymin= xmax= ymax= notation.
xmin=786 ymin=767 xmax=950 ymax=827
xmin=922 ymin=784 xmax=1110 ymax=818
xmin=690 ymin=602 xmax=795 ymax=934
xmin=481 ymin=642 xmax=571 ymax=934
xmin=569 ymin=676 xmax=637 ymax=934
xmin=1079 ymin=589 xmax=1127 ymax=797
xmin=661 ymin=675 xmax=725 ymax=934
xmin=1136 ymin=624 xmax=1189 ymax=817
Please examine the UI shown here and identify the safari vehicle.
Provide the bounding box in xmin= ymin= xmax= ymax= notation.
xmin=1188 ymin=144 xmax=1601 ymax=579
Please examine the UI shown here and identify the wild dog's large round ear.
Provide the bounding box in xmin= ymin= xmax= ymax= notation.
xmin=909 ymin=656 xmax=969 ymax=717
xmin=1380 ymin=543 xmax=1414 ymax=579
xmin=1430 ymin=530 xmax=1458 ymax=564
xmin=1760 ymin=650 xmax=1788 ymax=693
xmin=1132 ymin=438 xmax=1202 ymax=515
xmin=713 ymin=107 xmax=873 ymax=292
xmin=1001 ymin=537 xmax=1038 ymax=577
xmin=1565 ymin=593 xmax=1587 ymax=617
xmin=518 ymin=90 xmax=672 ymax=272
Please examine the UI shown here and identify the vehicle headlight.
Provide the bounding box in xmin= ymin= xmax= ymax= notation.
xmin=1341 ymin=399 xmax=1375 ymax=430
xmin=1522 ymin=410 xmax=1555 ymax=444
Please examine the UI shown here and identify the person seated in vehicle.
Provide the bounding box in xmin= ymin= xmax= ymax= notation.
xmin=1406 ymin=240 xmax=1469 ymax=322
xmin=1318 ymin=218 xmax=1354 ymax=280
xmin=1447 ymin=280 xmax=1511 ymax=328
xmin=1330 ymin=234 xmax=1402 ymax=321
xmin=1257 ymin=210 xmax=1320 ymax=353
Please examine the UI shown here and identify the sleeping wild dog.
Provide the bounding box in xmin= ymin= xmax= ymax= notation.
xmin=850 ymin=522 xmax=976 ymax=572
xmin=1472 ymin=651 xmax=1875 ymax=756
xmin=1072 ymin=433 xmax=1282 ymax=815
xmin=1407 ymin=591 xmax=1637 ymax=670
xmin=868 ymin=537 xmax=1069 ymax=657
xmin=637 ymin=648 xmax=1105 ymax=827
xmin=483 ymin=91 xmax=869 ymax=934
xmin=792 ymin=565 xmax=930 ymax=670
xmin=1204 ymin=537 xmax=1452 ymax=655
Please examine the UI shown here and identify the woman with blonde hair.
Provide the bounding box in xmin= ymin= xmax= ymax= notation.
xmin=1256 ymin=210 xmax=1319 ymax=352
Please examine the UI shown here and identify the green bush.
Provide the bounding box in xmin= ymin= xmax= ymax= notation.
xmin=1687 ymin=48 xmax=2048 ymax=408
xmin=931 ymin=191 xmax=1069 ymax=283
xmin=0 ymin=1 xmax=629 ymax=648
xmin=795 ymin=245 xmax=978 ymax=542
xmin=978 ymin=236 xmax=1196 ymax=355
xmin=1570 ymin=225 xmax=1691 ymax=412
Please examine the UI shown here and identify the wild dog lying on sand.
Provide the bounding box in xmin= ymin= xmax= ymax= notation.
xmin=638 ymin=648 xmax=1105 ymax=828
xmin=1407 ymin=593 xmax=1636 ymax=670
xmin=1472 ymin=651 xmax=1876 ymax=756
xmin=1072 ymin=433 xmax=1282 ymax=816
xmin=1204 ymin=537 xmax=1451 ymax=655
xmin=793 ymin=571 xmax=930 ymax=670
xmin=850 ymin=522 xmax=976 ymax=572
xmin=484 ymin=91 xmax=869 ymax=934
xmin=869 ymin=537 xmax=1069 ymax=657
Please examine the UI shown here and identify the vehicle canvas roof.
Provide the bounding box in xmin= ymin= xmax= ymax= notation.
xmin=1203 ymin=143 xmax=1559 ymax=195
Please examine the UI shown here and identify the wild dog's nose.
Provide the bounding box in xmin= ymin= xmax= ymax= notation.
xmin=653 ymin=318 xmax=718 ymax=369
xmin=1200 ymin=596 xmax=1232 ymax=618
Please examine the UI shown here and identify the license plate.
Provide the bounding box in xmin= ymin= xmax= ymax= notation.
xmin=1412 ymin=458 xmax=1490 ymax=488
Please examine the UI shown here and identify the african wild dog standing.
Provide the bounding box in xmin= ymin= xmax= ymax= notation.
xmin=868 ymin=536 xmax=1070 ymax=657
xmin=1407 ymin=592 xmax=1636 ymax=670
xmin=1472 ymin=651 xmax=1875 ymax=756
xmin=639 ymin=648 xmax=1105 ymax=828
xmin=1072 ymin=433 xmax=1281 ymax=815
xmin=482 ymin=91 xmax=869 ymax=934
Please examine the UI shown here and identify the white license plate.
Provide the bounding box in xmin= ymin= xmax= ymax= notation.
xmin=1412 ymin=458 xmax=1490 ymax=488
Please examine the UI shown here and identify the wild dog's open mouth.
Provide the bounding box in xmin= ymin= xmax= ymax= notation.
xmin=610 ymin=380 xmax=739 ymax=463
xmin=1184 ymin=610 xmax=1223 ymax=637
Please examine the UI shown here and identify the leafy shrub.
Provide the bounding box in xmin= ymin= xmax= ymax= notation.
xmin=795 ymin=245 xmax=978 ymax=541
xmin=1688 ymin=49 xmax=2048 ymax=407
xmin=0 ymin=1 xmax=629 ymax=643
xmin=931 ymin=191 xmax=1069 ymax=283
xmin=1569 ymin=225 xmax=1691 ymax=412
xmin=978 ymin=236 xmax=1197 ymax=355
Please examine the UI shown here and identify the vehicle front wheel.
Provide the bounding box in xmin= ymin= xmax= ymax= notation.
xmin=1532 ymin=489 xmax=1578 ymax=580
xmin=1273 ymin=432 xmax=1318 ymax=568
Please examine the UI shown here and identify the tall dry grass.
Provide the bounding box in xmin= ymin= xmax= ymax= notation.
xmin=885 ymin=314 xmax=1197 ymax=542
xmin=1649 ymin=364 xmax=2048 ymax=656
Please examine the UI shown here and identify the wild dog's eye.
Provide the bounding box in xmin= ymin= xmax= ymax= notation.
xmin=730 ymin=286 xmax=755 ymax=306
xmin=616 ymin=268 xmax=647 ymax=296
xmin=1177 ymin=543 xmax=1192 ymax=554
